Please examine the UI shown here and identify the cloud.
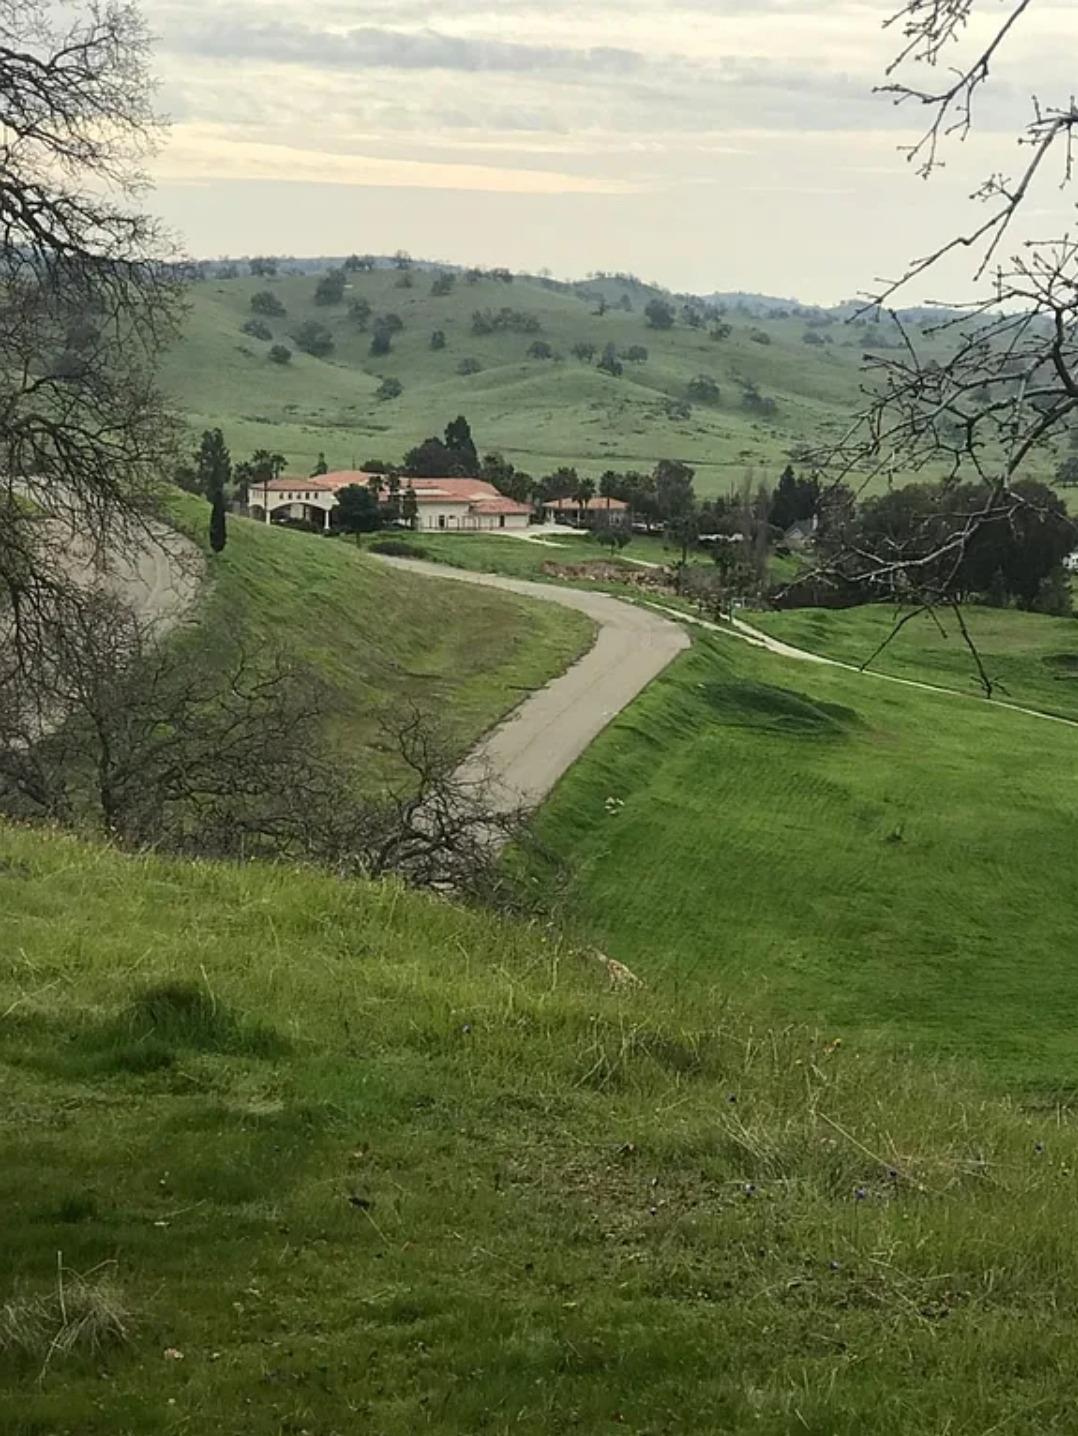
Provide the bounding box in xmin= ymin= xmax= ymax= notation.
xmin=154 ymin=124 xmax=644 ymax=194
xmin=175 ymin=21 xmax=646 ymax=76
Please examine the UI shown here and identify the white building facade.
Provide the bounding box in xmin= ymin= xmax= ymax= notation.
xmin=249 ymin=472 xmax=531 ymax=532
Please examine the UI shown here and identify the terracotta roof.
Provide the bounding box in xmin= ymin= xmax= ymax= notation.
xmin=255 ymin=472 xmax=376 ymax=494
xmin=470 ymin=496 xmax=533 ymax=516
xmin=543 ymin=496 xmax=630 ymax=512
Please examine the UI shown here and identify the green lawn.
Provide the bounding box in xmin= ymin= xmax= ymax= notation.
xmin=174 ymin=502 xmax=594 ymax=773
xmin=4 ymin=822 xmax=1078 ymax=1433
xmin=529 ymin=629 xmax=1078 ymax=1092
xmin=752 ymin=603 xmax=1078 ymax=722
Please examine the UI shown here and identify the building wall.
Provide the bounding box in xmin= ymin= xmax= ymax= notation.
xmin=415 ymin=504 xmax=528 ymax=532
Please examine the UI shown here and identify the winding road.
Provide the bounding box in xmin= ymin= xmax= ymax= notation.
xmin=373 ymin=556 xmax=691 ymax=810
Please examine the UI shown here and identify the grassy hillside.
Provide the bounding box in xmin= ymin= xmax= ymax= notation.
xmin=752 ymin=604 xmax=1078 ymax=722
xmin=163 ymin=270 xmax=981 ymax=496
xmin=174 ymin=502 xmax=594 ymax=771
xmin=529 ymin=629 xmax=1078 ymax=1091
xmin=5 ymin=823 xmax=1078 ymax=1433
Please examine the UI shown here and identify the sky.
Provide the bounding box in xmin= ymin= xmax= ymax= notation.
xmin=145 ymin=0 xmax=1078 ymax=304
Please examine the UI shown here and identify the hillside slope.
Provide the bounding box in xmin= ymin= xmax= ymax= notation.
xmin=172 ymin=501 xmax=594 ymax=773
xmin=530 ymin=628 xmax=1078 ymax=1090
xmin=163 ymin=270 xmax=969 ymax=495
xmin=4 ymin=823 xmax=1078 ymax=1433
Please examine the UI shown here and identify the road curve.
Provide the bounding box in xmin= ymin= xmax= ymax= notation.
xmin=373 ymin=556 xmax=691 ymax=810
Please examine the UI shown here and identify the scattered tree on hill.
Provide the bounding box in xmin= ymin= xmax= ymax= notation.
xmin=681 ymin=305 xmax=704 ymax=329
xmin=343 ymin=254 xmax=363 ymax=273
xmin=1056 ymin=457 xmax=1078 ymax=487
xmin=748 ymin=328 xmax=771 ymax=345
xmin=527 ymin=340 xmax=555 ymax=360
xmin=335 ymin=484 xmax=380 ymax=534
xmin=251 ymin=290 xmax=286 ymax=317
xmin=741 ymin=381 xmax=778 ymax=416
xmin=370 ymin=319 xmax=394 ymax=356
xmin=431 ymin=272 xmax=456 ymax=296
xmin=621 ymin=345 xmax=648 ymax=363
xmin=315 ymin=269 xmax=347 ymax=305
xmin=571 ymin=341 xmax=596 ymax=363
xmin=472 ymin=307 xmax=541 ymax=336
xmin=688 ymin=374 xmax=720 ymax=404
xmin=311 ymin=453 xmax=329 ymax=477
xmin=458 ymin=357 xmax=482 ymax=375
xmin=395 ymin=271 xmax=414 ymax=289
xmin=241 ymin=318 xmax=272 ymax=341
xmin=430 ymin=329 xmax=447 ymax=350
xmin=249 ymin=256 xmax=278 ymax=277
xmin=269 ymin=344 xmax=292 ymax=365
xmin=292 ymin=320 xmax=334 ymax=358
xmin=349 ymin=297 xmax=372 ymax=329
xmin=645 ymin=297 xmax=676 ymax=330
xmin=377 ymin=377 xmax=403 ymax=401
xmin=392 ymin=249 xmax=412 ymax=270
xmin=802 ymin=330 xmax=827 ymax=346
xmin=710 ymin=322 xmax=732 ymax=341
xmin=597 ymin=342 xmax=623 ymax=377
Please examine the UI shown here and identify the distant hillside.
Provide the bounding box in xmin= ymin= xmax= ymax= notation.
xmin=163 ymin=263 xmax=987 ymax=497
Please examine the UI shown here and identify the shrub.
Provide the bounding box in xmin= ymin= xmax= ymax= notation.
xmin=250 ymin=290 xmax=285 ymax=317
xmin=458 ymin=357 xmax=482 ymax=376
xmin=527 ymin=340 xmax=555 ymax=359
xmin=292 ymin=320 xmax=334 ymax=358
xmin=645 ymin=297 xmax=675 ymax=329
xmin=430 ymin=329 xmax=447 ymax=351
xmin=241 ymin=318 xmax=272 ymax=341
xmin=621 ymin=345 xmax=648 ymax=362
xmin=369 ymin=538 xmax=429 ymax=558
xmin=688 ymin=374 xmax=720 ymax=403
xmin=748 ymin=328 xmax=772 ymax=345
xmin=314 ymin=269 xmax=346 ymax=305
xmin=376 ymin=377 xmax=403 ymax=400
xmin=269 ymin=344 xmax=292 ymax=365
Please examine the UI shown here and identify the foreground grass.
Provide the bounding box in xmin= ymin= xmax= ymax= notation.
xmin=174 ymin=504 xmax=594 ymax=770
xmin=3 ymin=823 xmax=1078 ymax=1433
xmin=530 ymin=630 xmax=1078 ymax=1091
xmin=752 ymin=603 xmax=1078 ymax=722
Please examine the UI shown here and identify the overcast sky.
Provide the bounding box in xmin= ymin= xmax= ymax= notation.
xmin=146 ymin=0 xmax=1078 ymax=303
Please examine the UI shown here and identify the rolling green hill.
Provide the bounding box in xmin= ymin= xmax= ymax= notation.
xmin=163 ymin=268 xmax=972 ymax=496
xmin=5 ymin=822 xmax=1078 ymax=1433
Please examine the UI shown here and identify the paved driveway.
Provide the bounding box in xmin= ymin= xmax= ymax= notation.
xmin=373 ymin=556 xmax=691 ymax=810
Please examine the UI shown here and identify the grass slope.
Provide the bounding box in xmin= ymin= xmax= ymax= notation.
xmin=529 ymin=630 xmax=1078 ymax=1091
xmin=4 ymin=824 xmax=1078 ymax=1433
xmin=176 ymin=503 xmax=594 ymax=771
xmin=752 ymin=604 xmax=1078 ymax=722
xmin=164 ymin=270 xmax=992 ymax=496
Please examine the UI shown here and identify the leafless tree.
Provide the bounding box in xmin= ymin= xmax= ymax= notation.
xmin=0 ymin=597 xmax=531 ymax=897
xmin=804 ymin=1 xmax=1078 ymax=655
xmin=0 ymin=1 xmax=183 ymax=675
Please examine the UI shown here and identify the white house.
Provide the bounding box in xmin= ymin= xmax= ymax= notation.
xmin=248 ymin=472 xmax=532 ymax=531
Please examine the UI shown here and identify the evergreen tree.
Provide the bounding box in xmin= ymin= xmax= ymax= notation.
xmin=444 ymin=415 xmax=479 ymax=475
xmin=402 ymin=486 xmax=419 ymax=529
xmin=311 ymin=452 xmax=329 ymax=476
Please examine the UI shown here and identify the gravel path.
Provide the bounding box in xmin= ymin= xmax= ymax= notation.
xmin=373 ymin=556 xmax=690 ymax=809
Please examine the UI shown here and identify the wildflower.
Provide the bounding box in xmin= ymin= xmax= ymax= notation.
xmin=163 ymin=1348 xmax=185 ymax=1361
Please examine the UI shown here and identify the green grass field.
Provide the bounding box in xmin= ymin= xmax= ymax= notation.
xmin=751 ymin=603 xmax=1078 ymax=722
xmin=172 ymin=503 xmax=593 ymax=773
xmin=163 ymin=269 xmax=1020 ymax=497
xmin=529 ymin=628 xmax=1078 ymax=1092
xmin=5 ymin=822 xmax=1078 ymax=1433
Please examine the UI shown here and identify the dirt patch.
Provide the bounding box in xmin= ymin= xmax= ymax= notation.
xmin=540 ymin=559 xmax=673 ymax=590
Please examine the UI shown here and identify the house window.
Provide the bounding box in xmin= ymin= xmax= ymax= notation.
xmin=499 ymin=514 xmax=505 ymax=528
xmin=438 ymin=514 xmax=446 ymax=530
